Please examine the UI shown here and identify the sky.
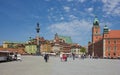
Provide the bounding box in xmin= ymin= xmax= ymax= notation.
xmin=0 ymin=0 xmax=120 ymax=46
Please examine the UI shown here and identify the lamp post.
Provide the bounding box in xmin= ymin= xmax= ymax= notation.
xmin=36 ymin=23 xmax=40 ymax=55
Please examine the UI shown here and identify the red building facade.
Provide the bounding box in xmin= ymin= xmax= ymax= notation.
xmin=88 ymin=17 xmax=120 ymax=58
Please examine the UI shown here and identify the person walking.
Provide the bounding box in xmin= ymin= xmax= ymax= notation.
xmin=72 ymin=53 xmax=75 ymax=60
xmin=78 ymin=54 xmax=81 ymax=59
xmin=62 ymin=54 xmax=67 ymax=62
xmin=44 ymin=54 xmax=49 ymax=62
xmin=64 ymin=54 xmax=67 ymax=61
xmin=60 ymin=53 xmax=63 ymax=61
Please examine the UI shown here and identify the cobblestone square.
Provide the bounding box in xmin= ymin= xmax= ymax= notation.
xmin=0 ymin=56 xmax=120 ymax=75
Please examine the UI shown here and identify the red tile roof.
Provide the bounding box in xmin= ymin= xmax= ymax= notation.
xmin=108 ymin=30 xmax=120 ymax=38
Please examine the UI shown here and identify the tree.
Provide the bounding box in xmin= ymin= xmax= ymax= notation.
xmin=80 ymin=47 xmax=86 ymax=54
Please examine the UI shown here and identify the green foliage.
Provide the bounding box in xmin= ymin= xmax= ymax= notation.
xmin=80 ymin=47 xmax=86 ymax=53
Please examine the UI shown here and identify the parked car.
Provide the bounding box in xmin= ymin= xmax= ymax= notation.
xmin=17 ymin=54 xmax=22 ymax=61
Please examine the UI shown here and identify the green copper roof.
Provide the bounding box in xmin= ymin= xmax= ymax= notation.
xmin=93 ymin=16 xmax=99 ymax=26
xmin=58 ymin=35 xmax=72 ymax=44
xmin=104 ymin=25 xmax=108 ymax=29
xmin=103 ymin=25 xmax=109 ymax=33
xmin=3 ymin=41 xmax=26 ymax=44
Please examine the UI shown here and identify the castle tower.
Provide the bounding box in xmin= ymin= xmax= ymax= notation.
xmin=91 ymin=16 xmax=102 ymax=57
xmin=103 ymin=25 xmax=109 ymax=38
xmin=92 ymin=16 xmax=101 ymax=43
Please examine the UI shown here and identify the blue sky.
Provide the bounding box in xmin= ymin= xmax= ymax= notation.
xmin=0 ymin=0 xmax=120 ymax=46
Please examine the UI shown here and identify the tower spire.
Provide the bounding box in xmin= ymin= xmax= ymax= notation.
xmin=93 ymin=16 xmax=99 ymax=26
xmin=103 ymin=25 xmax=109 ymax=34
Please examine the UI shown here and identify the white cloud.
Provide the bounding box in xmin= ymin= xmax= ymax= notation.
xmin=73 ymin=8 xmax=77 ymax=11
xmin=78 ymin=0 xmax=86 ymax=3
xmin=84 ymin=7 xmax=94 ymax=17
xmin=89 ymin=13 xmax=95 ymax=17
xmin=50 ymin=7 xmax=54 ymax=11
xmin=114 ymin=7 xmax=120 ymax=15
xmin=31 ymin=15 xmax=40 ymax=19
xmin=69 ymin=15 xmax=78 ymax=20
xmin=67 ymin=0 xmax=73 ymax=2
xmin=100 ymin=21 xmax=112 ymax=28
xmin=87 ymin=7 xmax=94 ymax=12
xmin=102 ymin=0 xmax=120 ymax=16
xmin=63 ymin=6 xmax=70 ymax=12
xmin=48 ymin=8 xmax=54 ymax=12
xmin=60 ymin=17 xmax=64 ymax=20
xmin=47 ymin=19 xmax=92 ymax=45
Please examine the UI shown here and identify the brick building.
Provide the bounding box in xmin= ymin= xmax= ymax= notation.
xmin=51 ymin=33 xmax=72 ymax=53
xmin=88 ymin=17 xmax=120 ymax=58
xmin=25 ymin=37 xmax=53 ymax=54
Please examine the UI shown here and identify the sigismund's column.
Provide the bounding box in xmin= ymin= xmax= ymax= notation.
xmin=36 ymin=23 xmax=40 ymax=55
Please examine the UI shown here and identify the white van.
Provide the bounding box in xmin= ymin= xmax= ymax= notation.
xmin=17 ymin=54 xmax=22 ymax=60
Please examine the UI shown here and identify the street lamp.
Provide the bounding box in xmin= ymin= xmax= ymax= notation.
xmin=36 ymin=22 xmax=40 ymax=55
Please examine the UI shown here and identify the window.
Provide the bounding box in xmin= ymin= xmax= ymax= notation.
xmin=108 ymin=40 xmax=110 ymax=44
xmin=114 ymin=46 xmax=117 ymax=52
xmin=113 ymin=53 xmax=116 ymax=56
xmin=108 ymin=46 xmax=110 ymax=52
xmin=114 ymin=40 xmax=116 ymax=44
xmin=105 ymin=35 xmax=107 ymax=37
xmin=108 ymin=53 xmax=110 ymax=56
